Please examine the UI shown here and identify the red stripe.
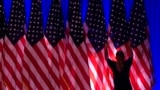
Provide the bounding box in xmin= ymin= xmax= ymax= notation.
xmin=0 ymin=41 xmax=3 ymax=51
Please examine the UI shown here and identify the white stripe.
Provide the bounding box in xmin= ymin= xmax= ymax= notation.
xmin=90 ymin=79 xmax=95 ymax=90
xmin=137 ymin=78 xmax=145 ymax=90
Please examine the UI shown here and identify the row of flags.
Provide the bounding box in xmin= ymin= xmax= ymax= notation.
xmin=0 ymin=0 xmax=153 ymax=90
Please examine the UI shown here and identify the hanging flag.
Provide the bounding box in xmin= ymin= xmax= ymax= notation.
xmin=24 ymin=0 xmax=52 ymax=89
xmin=128 ymin=0 xmax=154 ymax=89
xmin=65 ymin=0 xmax=90 ymax=89
xmin=0 ymin=0 xmax=5 ymax=89
xmin=107 ymin=0 xmax=133 ymax=89
xmin=45 ymin=0 xmax=66 ymax=89
xmin=85 ymin=0 xmax=108 ymax=89
xmin=2 ymin=0 xmax=26 ymax=90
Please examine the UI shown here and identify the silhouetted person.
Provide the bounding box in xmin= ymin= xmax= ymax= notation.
xmin=105 ymin=46 xmax=133 ymax=90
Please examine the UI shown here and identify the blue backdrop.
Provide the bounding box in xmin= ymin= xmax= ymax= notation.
xmin=4 ymin=0 xmax=160 ymax=89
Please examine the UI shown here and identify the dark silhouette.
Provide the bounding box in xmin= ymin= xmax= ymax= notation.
xmin=105 ymin=45 xmax=133 ymax=90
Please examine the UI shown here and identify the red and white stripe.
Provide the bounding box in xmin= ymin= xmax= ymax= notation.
xmin=2 ymin=35 xmax=25 ymax=90
xmin=45 ymin=37 xmax=60 ymax=90
xmin=23 ymin=37 xmax=53 ymax=90
xmin=131 ymin=39 xmax=153 ymax=90
xmin=0 ymin=38 xmax=3 ymax=89
xmin=63 ymin=32 xmax=90 ymax=90
xmin=86 ymin=37 xmax=113 ymax=90
xmin=84 ymin=22 xmax=111 ymax=90
xmin=58 ymin=38 xmax=69 ymax=90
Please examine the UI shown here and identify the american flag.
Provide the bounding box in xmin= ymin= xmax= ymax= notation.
xmin=45 ymin=0 xmax=66 ymax=89
xmin=128 ymin=0 xmax=154 ymax=89
xmin=107 ymin=0 xmax=132 ymax=89
xmin=65 ymin=0 xmax=90 ymax=89
xmin=2 ymin=0 xmax=25 ymax=90
xmin=85 ymin=0 xmax=108 ymax=89
xmin=0 ymin=1 xmax=5 ymax=89
xmin=24 ymin=0 xmax=52 ymax=89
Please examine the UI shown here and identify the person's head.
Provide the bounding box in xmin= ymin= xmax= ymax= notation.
xmin=116 ymin=50 xmax=125 ymax=62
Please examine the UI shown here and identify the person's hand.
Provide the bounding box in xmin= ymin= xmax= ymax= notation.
xmin=104 ymin=42 xmax=108 ymax=59
xmin=128 ymin=41 xmax=133 ymax=58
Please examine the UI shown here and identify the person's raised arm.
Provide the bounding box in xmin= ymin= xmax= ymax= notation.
xmin=104 ymin=43 xmax=115 ymax=68
xmin=126 ymin=41 xmax=133 ymax=66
